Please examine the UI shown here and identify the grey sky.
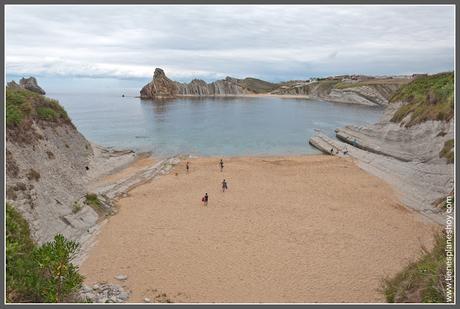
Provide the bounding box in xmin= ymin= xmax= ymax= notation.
xmin=5 ymin=5 xmax=455 ymax=82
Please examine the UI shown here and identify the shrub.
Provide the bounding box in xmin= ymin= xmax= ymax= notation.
xmin=29 ymin=234 xmax=84 ymax=302
xmin=6 ymin=203 xmax=84 ymax=303
xmin=85 ymin=193 xmax=102 ymax=209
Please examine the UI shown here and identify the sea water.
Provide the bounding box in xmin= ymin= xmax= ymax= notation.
xmin=48 ymin=93 xmax=383 ymax=157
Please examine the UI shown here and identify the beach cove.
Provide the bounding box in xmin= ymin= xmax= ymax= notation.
xmin=79 ymin=155 xmax=438 ymax=303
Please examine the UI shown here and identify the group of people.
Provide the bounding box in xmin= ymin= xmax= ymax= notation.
xmin=185 ymin=159 xmax=228 ymax=207
xmin=329 ymin=145 xmax=349 ymax=156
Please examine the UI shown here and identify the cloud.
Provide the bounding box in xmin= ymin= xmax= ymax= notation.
xmin=5 ymin=5 xmax=455 ymax=82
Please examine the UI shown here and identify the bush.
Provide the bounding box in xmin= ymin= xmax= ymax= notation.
xmin=29 ymin=234 xmax=84 ymax=302
xmin=85 ymin=193 xmax=102 ymax=209
xmin=6 ymin=203 xmax=84 ymax=303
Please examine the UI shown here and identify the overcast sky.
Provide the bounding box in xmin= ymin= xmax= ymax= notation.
xmin=5 ymin=5 xmax=455 ymax=83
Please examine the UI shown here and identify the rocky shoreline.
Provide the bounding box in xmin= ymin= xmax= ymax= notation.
xmin=139 ymin=68 xmax=411 ymax=106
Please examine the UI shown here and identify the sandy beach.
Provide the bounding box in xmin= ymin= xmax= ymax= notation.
xmin=80 ymin=155 xmax=438 ymax=303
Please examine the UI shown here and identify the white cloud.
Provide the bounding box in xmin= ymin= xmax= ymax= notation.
xmin=5 ymin=5 xmax=455 ymax=82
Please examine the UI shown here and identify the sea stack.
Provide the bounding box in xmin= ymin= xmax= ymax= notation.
xmin=140 ymin=68 xmax=178 ymax=99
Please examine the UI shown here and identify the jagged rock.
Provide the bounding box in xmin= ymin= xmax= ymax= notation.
xmin=19 ymin=77 xmax=46 ymax=94
xmin=140 ymin=68 xmax=178 ymax=99
xmin=140 ymin=68 xmax=267 ymax=99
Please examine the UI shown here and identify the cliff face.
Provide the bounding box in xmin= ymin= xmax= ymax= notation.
xmin=140 ymin=68 xmax=178 ymax=99
xmin=272 ymin=79 xmax=406 ymax=106
xmin=5 ymin=79 xmax=136 ymax=244
xmin=140 ymin=68 xmax=278 ymax=99
xmin=140 ymin=68 xmax=409 ymax=105
xmin=309 ymin=73 xmax=454 ymax=224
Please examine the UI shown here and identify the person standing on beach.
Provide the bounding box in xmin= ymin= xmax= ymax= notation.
xmin=219 ymin=159 xmax=224 ymax=172
xmin=186 ymin=161 xmax=190 ymax=173
xmin=222 ymin=179 xmax=228 ymax=192
xmin=202 ymin=193 xmax=209 ymax=206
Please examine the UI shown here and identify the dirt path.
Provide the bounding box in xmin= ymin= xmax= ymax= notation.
xmin=80 ymin=155 xmax=438 ymax=303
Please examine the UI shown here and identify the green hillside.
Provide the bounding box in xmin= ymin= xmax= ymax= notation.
xmin=390 ymin=72 xmax=454 ymax=126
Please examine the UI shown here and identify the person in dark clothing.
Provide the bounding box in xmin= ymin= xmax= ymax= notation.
xmin=330 ymin=148 xmax=334 ymax=155
xmin=219 ymin=159 xmax=224 ymax=172
xmin=222 ymin=179 xmax=228 ymax=192
xmin=202 ymin=193 xmax=209 ymax=206
xmin=186 ymin=161 xmax=190 ymax=173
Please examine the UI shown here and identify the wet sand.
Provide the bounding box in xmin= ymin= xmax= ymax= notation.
xmin=80 ymin=155 xmax=438 ymax=303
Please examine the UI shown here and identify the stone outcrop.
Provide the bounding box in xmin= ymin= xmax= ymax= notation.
xmin=140 ymin=68 xmax=408 ymax=105
xmin=6 ymin=81 xmax=137 ymax=244
xmin=139 ymin=67 xmax=260 ymax=99
xmin=308 ymin=76 xmax=454 ymax=224
xmin=272 ymin=81 xmax=403 ymax=106
xmin=140 ymin=68 xmax=178 ymax=99
xmin=175 ymin=77 xmax=256 ymax=96
xmin=17 ymin=77 xmax=46 ymax=94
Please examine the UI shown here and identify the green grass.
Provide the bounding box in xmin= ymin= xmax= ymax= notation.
xmin=6 ymin=87 xmax=69 ymax=127
xmin=382 ymin=232 xmax=454 ymax=303
xmin=239 ymin=78 xmax=279 ymax=93
xmin=390 ymin=73 xmax=454 ymax=126
xmin=85 ymin=193 xmax=102 ymax=209
xmin=6 ymin=203 xmax=84 ymax=303
xmin=439 ymin=139 xmax=454 ymax=164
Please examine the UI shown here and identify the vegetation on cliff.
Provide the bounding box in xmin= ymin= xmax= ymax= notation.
xmin=6 ymin=87 xmax=69 ymax=127
xmin=6 ymin=203 xmax=84 ymax=303
xmin=439 ymin=139 xmax=454 ymax=164
xmin=390 ymin=72 xmax=454 ymax=126
xmin=238 ymin=77 xmax=278 ymax=93
xmin=382 ymin=232 xmax=454 ymax=303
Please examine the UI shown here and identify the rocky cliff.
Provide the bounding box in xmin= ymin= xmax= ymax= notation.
xmin=140 ymin=68 xmax=408 ymax=105
xmin=140 ymin=68 xmax=278 ymax=99
xmin=309 ymin=72 xmax=454 ymax=224
xmin=6 ymin=79 xmax=135 ymax=244
xmin=272 ymin=79 xmax=407 ymax=106
xmin=7 ymin=76 xmax=46 ymax=95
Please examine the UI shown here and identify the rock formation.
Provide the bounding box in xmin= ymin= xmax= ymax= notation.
xmin=140 ymin=68 xmax=178 ymax=99
xmin=140 ymin=68 xmax=410 ymax=105
xmin=272 ymin=80 xmax=405 ymax=106
xmin=6 ymin=80 xmax=135 ymax=244
xmin=309 ymin=73 xmax=454 ymax=224
xmin=7 ymin=77 xmax=47 ymax=95
xmin=21 ymin=77 xmax=46 ymax=94
xmin=140 ymin=68 xmax=278 ymax=99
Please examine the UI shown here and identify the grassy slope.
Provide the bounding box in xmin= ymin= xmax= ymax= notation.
xmin=6 ymin=87 xmax=69 ymax=127
xmin=390 ymin=72 xmax=454 ymax=126
xmin=238 ymin=78 xmax=279 ymax=93
xmin=383 ymin=232 xmax=454 ymax=303
xmin=6 ymin=203 xmax=36 ymax=302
